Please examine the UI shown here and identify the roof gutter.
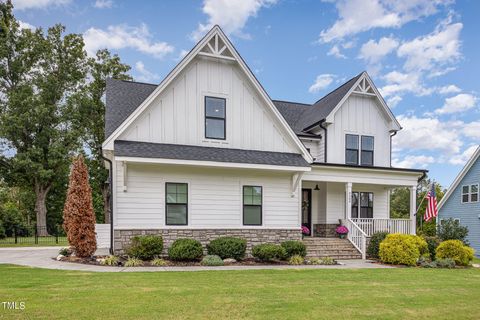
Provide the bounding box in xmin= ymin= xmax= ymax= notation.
xmin=319 ymin=120 xmax=328 ymax=163
xmin=100 ymin=152 xmax=114 ymax=255
xmin=417 ymin=170 xmax=427 ymax=183
xmin=389 ymin=130 xmax=397 ymax=167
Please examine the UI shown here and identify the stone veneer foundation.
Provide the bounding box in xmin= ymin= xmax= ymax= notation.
xmin=114 ymin=229 xmax=302 ymax=256
xmin=313 ymin=224 xmax=339 ymax=237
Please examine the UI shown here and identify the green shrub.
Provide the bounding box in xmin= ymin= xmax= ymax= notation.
xmin=252 ymin=243 xmax=286 ymax=262
xmin=168 ymin=238 xmax=203 ymax=261
xmin=151 ymin=258 xmax=168 ymax=266
xmin=206 ymin=237 xmax=246 ymax=260
xmin=435 ymin=240 xmax=474 ymax=266
xmin=288 ymin=255 xmax=304 ymax=265
xmin=434 ymin=258 xmax=456 ymax=269
xmin=423 ymin=236 xmax=441 ymax=260
xmin=0 ymin=223 xmax=6 ymax=239
xmin=437 ymin=218 xmax=469 ymax=244
xmin=281 ymin=241 xmax=306 ymax=258
xmin=418 ymin=221 xmax=437 ymax=237
xmin=58 ymin=247 xmax=70 ymax=256
xmin=367 ymin=231 xmax=389 ymax=259
xmin=125 ymin=235 xmax=163 ymax=260
xmin=124 ymin=257 xmax=143 ymax=267
xmin=379 ymin=234 xmax=428 ymax=266
xmin=200 ymin=255 xmax=224 ymax=266
xmin=319 ymin=257 xmax=336 ymax=265
xmin=101 ymin=255 xmax=119 ymax=266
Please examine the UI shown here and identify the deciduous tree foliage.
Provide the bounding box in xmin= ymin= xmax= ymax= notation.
xmin=63 ymin=156 xmax=96 ymax=257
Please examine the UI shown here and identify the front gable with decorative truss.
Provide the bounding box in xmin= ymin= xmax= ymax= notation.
xmin=102 ymin=26 xmax=312 ymax=164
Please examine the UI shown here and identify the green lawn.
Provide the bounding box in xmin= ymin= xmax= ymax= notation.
xmin=0 ymin=265 xmax=479 ymax=319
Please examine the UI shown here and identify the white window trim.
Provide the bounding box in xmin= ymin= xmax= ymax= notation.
xmin=461 ymin=184 xmax=479 ymax=203
xmin=470 ymin=183 xmax=479 ymax=203
xmin=344 ymin=132 xmax=375 ymax=166
xmin=461 ymin=184 xmax=470 ymax=203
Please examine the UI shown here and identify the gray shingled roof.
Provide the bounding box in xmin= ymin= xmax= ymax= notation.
xmin=115 ymin=140 xmax=310 ymax=167
xmin=105 ymin=73 xmax=362 ymax=139
xmin=105 ymin=78 xmax=157 ymax=138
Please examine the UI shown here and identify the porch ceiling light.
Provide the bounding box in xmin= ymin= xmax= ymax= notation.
xmin=314 ymin=184 xmax=320 ymax=191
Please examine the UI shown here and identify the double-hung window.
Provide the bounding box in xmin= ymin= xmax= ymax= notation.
xmin=345 ymin=134 xmax=359 ymax=165
xmin=361 ymin=136 xmax=374 ymax=166
xmin=166 ymin=183 xmax=188 ymax=225
xmin=351 ymin=192 xmax=373 ymax=218
xmin=462 ymin=184 xmax=479 ymax=203
xmin=243 ymin=186 xmax=262 ymax=225
xmin=205 ymin=96 xmax=226 ymax=140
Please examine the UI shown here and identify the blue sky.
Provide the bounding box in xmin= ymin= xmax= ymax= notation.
xmin=12 ymin=0 xmax=480 ymax=188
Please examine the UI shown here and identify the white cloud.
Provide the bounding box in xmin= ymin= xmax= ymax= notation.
xmin=319 ymin=0 xmax=451 ymax=43
xmin=392 ymin=155 xmax=435 ymax=168
xmin=13 ymin=0 xmax=71 ymax=10
xmin=462 ymin=121 xmax=480 ymax=139
xmin=380 ymin=71 xmax=432 ymax=97
xmin=94 ymin=0 xmax=113 ymax=9
xmin=18 ymin=20 xmax=35 ymax=30
xmin=397 ymin=19 xmax=462 ymax=75
xmin=359 ymin=37 xmax=399 ymax=64
xmin=327 ymin=45 xmax=346 ymax=59
xmin=309 ymin=74 xmax=335 ymax=93
xmin=438 ymin=84 xmax=461 ymax=94
xmin=448 ymin=145 xmax=478 ymax=165
xmin=387 ymin=95 xmax=402 ymax=108
xmin=192 ymin=0 xmax=278 ymax=41
xmin=83 ymin=24 xmax=174 ymax=59
xmin=435 ymin=93 xmax=477 ymax=114
xmin=175 ymin=49 xmax=189 ymax=61
xmin=134 ymin=61 xmax=160 ymax=83
xmin=394 ymin=114 xmax=462 ymax=155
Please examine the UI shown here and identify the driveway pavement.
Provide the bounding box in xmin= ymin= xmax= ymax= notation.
xmin=0 ymin=247 xmax=392 ymax=272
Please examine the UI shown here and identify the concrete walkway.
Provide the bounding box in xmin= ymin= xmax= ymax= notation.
xmin=0 ymin=247 xmax=392 ymax=272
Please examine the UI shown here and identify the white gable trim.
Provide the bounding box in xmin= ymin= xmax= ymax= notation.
xmin=102 ymin=26 xmax=313 ymax=163
xmin=438 ymin=146 xmax=480 ymax=210
xmin=324 ymin=72 xmax=402 ymax=131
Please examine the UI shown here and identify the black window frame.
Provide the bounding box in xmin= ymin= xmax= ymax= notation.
xmin=204 ymin=96 xmax=226 ymax=140
xmin=361 ymin=135 xmax=374 ymax=166
xmin=165 ymin=182 xmax=188 ymax=226
xmin=242 ymin=185 xmax=262 ymax=226
xmin=351 ymin=191 xmax=373 ymax=218
xmin=345 ymin=134 xmax=359 ymax=165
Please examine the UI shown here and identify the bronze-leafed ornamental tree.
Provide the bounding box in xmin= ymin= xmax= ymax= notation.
xmin=63 ymin=156 xmax=97 ymax=257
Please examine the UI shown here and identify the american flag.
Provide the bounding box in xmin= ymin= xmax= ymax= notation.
xmin=424 ymin=183 xmax=438 ymax=222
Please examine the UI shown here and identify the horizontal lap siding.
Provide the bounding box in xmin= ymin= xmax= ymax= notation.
xmin=115 ymin=162 xmax=300 ymax=229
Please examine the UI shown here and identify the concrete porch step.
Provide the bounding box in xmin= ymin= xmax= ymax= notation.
xmin=302 ymin=237 xmax=362 ymax=260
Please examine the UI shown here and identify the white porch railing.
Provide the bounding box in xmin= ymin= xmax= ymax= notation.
xmin=351 ymin=218 xmax=411 ymax=236
xmin=345 ymin=218 xmax=367 ymax=259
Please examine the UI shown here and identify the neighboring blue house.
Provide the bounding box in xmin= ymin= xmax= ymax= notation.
xmin=438 ymin=146 xmax=480 ymax=256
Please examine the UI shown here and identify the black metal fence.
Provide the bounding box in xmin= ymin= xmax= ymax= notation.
xmin=0 ymin=225 xmax=68 ymax=246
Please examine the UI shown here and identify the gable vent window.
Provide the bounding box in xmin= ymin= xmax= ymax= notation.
xmin=205 ymin=96 xmax=226 ymax=140
xmin=361 ymin=136 xmax=374 ymax=166
xmin=345 ymin=134 xmax=359 ymax=165
xmin=462 ymin=184 xmax=479 ymax=203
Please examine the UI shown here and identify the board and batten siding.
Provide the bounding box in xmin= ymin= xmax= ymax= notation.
xmin=301 ymin=138 xmax=324 ymax=163
xmin=326 ymin=94 xmax=392 ymax=166
xmin=114 ymin=162 xmax=301 ymax=229
xmin=439 ymin=158 xmax=480 ymax=256
xmin=118 ymin=56 xmax=298 ymax=154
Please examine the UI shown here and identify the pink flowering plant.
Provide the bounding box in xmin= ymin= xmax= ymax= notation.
xmin=336 ymin=225 xmax=349 ymax=235
xmin=301 ymin=226 xmax=310 ymax=235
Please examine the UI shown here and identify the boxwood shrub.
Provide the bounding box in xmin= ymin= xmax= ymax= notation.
xmin=281 ymin=240 xmax=306 ymax=258
xmin=252 ymin=243 xmax=286 ymax=262
xmin=379 ymin=234 xmax=428 ymax=266
xmin=367 ymin=231 xmax=388 ymax=259
xmin=168 ymin=238 xmax=203 ymax=261
xmin=206 ymin=237 xmax=246 ymax=260
xmin=126 ymin=235 xmax=163 ymax=260
xmin=435 ymin=239 xmax=474 ymax=266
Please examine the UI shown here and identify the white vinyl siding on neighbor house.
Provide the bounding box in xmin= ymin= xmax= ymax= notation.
xmin=326 ymin=94 xmax=392 ymax=166
xmin=114 ymin=162 xmax=300 ymax=229
xmin=118 ymin=56 xmax=298 ymax=154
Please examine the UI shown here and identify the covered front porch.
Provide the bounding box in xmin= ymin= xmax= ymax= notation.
xmin=300 ymin=163 xmax=426 ymax=258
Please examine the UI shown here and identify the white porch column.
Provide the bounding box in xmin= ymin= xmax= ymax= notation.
xmin=345 ymin=182 xmax=352 ymax=220
xmin=409 ymin=185 xmax=416 ymax=234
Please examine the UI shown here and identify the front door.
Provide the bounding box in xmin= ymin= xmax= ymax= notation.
xmin=302 ymin=189 xmax=312 ymax=236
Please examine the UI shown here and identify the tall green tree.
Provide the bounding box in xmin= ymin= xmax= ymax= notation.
xmin=0 ymin=1 xmax=86 ymax=235
xmin=72 ymin=49 xmax=131 ymax=223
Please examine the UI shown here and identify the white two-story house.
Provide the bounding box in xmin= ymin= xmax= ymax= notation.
xmin=102 ymin=26 xmax=426 ymax=258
